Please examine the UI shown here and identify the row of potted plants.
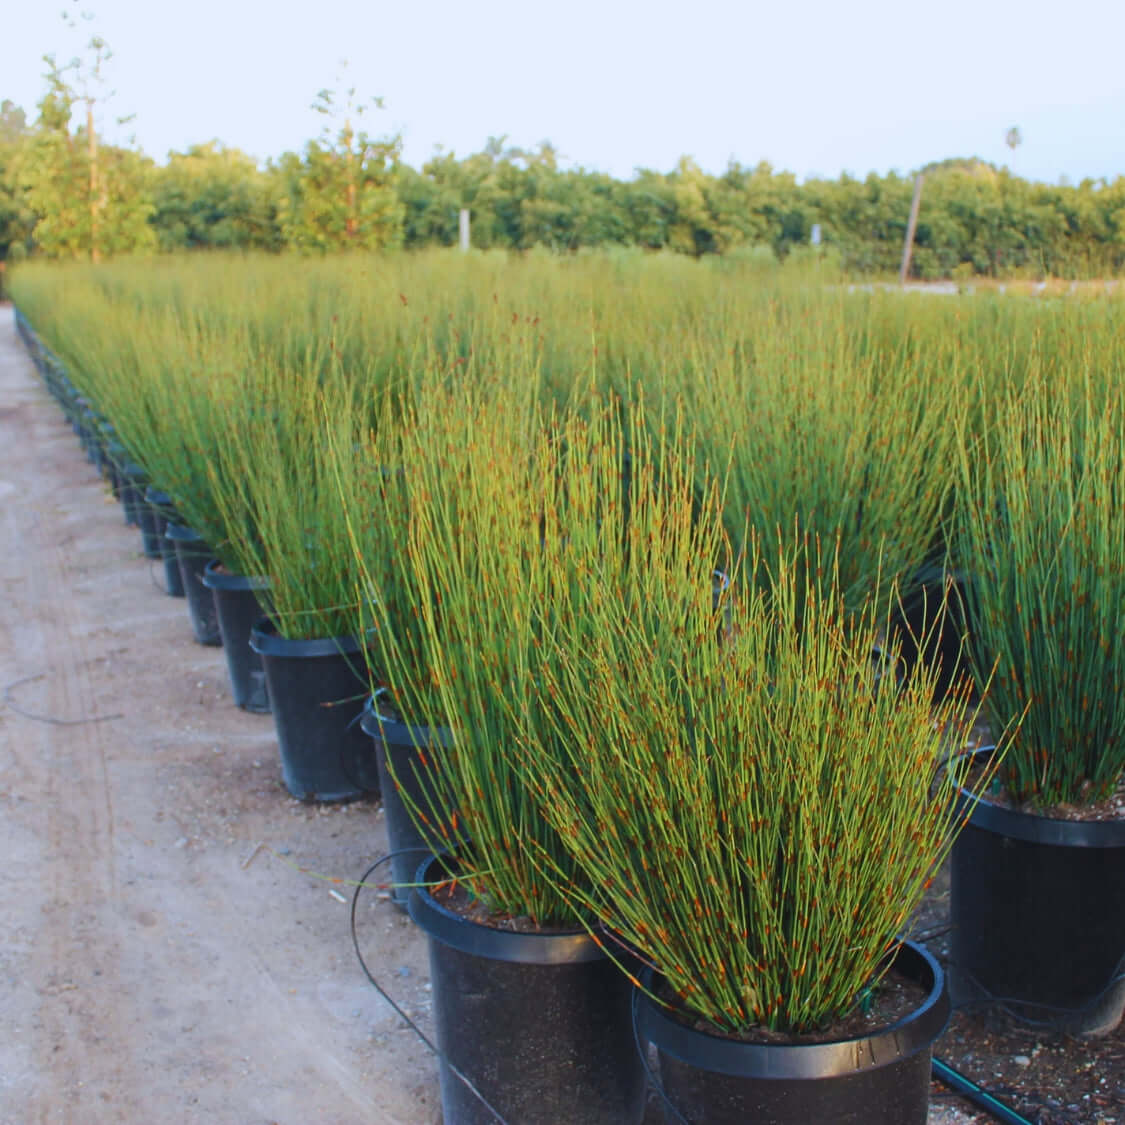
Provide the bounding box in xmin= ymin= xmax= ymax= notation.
xmin=12 ymin=255 xmax=1125 ymax=1122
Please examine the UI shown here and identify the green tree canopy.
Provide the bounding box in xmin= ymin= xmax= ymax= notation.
xmin=18 ymin=46 xmax=154 ymax=261
xmin=275 ymin=73 xmax=404 ymax=252
xmin=0 ymin=100 xmax=33 ymax=265
xmin=151 ymin=142 xmax=279 ymax=251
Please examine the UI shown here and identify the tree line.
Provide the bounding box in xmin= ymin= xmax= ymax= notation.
xmin=2 ymin=63 xmax=1124 ymax=278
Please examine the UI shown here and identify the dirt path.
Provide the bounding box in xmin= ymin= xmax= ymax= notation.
xmin=0 ymin=305 xmax=437 ymax=1125
xmin=0 ymin=304 xmax=982 ymax=1125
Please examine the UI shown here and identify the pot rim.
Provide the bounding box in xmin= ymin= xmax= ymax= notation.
xmin=202 ymin=559 xmax=271 ymax=592
xmin=249 ymin=615 xmax=365 ymax=658
xmin=951 ymin=747 xmax=1125 ymax=848
xmin=638 ymin=940 xmax=949 ymax=1081
xmin=360 ymin=693 xmax=452 ymax=749
xmin=408 ymin=853 xmax=604 ymax=966
xmin=164 ymin=522 xmax=205 ymax=543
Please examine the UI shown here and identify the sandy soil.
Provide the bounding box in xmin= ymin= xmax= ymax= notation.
xmin=0 ymin=306 xmax=438 ymax=1125
xmin=0 ymin=304 xmax=980 ymax=1125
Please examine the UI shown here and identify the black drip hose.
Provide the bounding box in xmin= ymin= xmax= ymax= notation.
xmin=932 ymin=1058 xmax=1036 ymax=1125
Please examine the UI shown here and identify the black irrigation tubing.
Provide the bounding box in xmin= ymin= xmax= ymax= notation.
xmin=932 ymin=954 xmax=1125 ymax=1123
xmin=349 ymin=852 xmax=509 ymax=1125
xmin=912 ymin=922 xmax=953 ymax=944
xmin=932 ymin=1059 xmax=1036 ymax=1125
xmin=2 ymin=672 xmax=123 ymax=726
xmin=945 ymin=953 xmax=1125 ymax=1028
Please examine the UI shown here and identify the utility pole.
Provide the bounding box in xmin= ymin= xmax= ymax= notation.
xmin=899 ymin=173 xmax=924 ymax=286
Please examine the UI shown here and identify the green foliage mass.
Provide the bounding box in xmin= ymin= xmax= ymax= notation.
xmin=13 ymin=251 xmax=1125 ymax=1032
xmin=3 ymin=47 xmax=1125 ymax=274
xmin=15 ymin=52 xmax=156 ymax=262
xmin=13 ymin=250 xmax=1122 ymax=808
xmin=957 ymin=378 xmax=1125 ymax=806
xmin=151 ymin=142 xmax=280 ymax=252
xmin=0 ymin=100 xmax=34 ymax=275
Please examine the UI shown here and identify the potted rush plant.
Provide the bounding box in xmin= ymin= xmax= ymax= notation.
xmin=329 ymin=398 xmax=455 ymax=910
xmin=952 ymin=379 xmax=1125 ymax=1035
xmin=636 ymin=287 xmax=963 ymax=625
xmin=351 ymin=388 xmax=679 ymax=1124
xmin=339 ymin=358 xmax=549 ymax=907
xmin=205 ymin=372 xmax=383 ymax=801
xmin=513 ymin=532 xmax=1002 ymax=1125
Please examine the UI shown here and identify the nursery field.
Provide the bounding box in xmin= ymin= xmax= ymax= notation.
xmin=3 ymin=251 xmax=1124 ymax=1125
xmin=0 ymin=297 xmax=986 ymax=1125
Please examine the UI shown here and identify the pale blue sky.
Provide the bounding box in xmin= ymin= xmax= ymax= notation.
xmin=4 ymin=0 xmax=1124 ymax=184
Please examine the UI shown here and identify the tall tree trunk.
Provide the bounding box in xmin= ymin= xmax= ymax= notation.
xmin=899 ymin=173 xmax=924 ymax=286
xmin=344 ymin=117 xmax=357 ymax=240
xmin=87 ymin=98 xmax=100 ymax=264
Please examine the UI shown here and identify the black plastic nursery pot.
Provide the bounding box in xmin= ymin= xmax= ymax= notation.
xmin=62 ymin=384 xmax=83 ymax=434
xmin=637 ymin=941 xmax=950 ymax=1125
xmin=202 ymin=562 xmax=271 ymax=713
xmin=104 ymin=439 xmax=126 ymax=502
xmin=80 ymin=405 xmax=103 ymax=469
xmin=44 ymin=361 xmax=65 ymax=402
xmin=165 ymin=523 xmax=221 ymax=645
xmin=119 ymin=462 xmax=148 ymax=530
xmin=249 ymin=619 xmax=378 ymax=801
xmin=88 ymin=418 xmax=111 ymax=478
xmin=73 ymin=395 xmax=92 ymax=450
xmin=135 ymin=489 xmax=165 ymax=560
xmin=93 ymin=419 xmax=114 ymax=479
xmin=951 ymin=755 xmax=1125 ymax=1036
xmin=891 ymin=568 xmax=973 ymax=702
xmin=144 ymin=487 xmax=185 ymax=597
xmin=408 ymin=854 xmax=647 ymax=1125
xmin=359 ymin=698 xmax=458 ymax=907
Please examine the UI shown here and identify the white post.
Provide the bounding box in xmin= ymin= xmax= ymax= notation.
xmin=900 ymin=174 xmax=924 ymax=286
xmin=459 ymin=208 xmax=470 ymax=252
